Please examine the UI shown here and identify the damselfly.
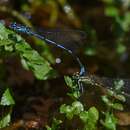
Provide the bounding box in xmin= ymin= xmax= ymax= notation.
xmin=9 ymin=22 xmax=86 ymax=77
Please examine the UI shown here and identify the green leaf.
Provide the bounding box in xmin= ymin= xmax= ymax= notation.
xmin=46 ymin=126 xmax=52 ymax=130
xmin=101 ymin=112 xmax=117 ymax=130
xmin=115 ymin=13 xmax=130 ymax=32
xmin=80 ymin=107 xmax=99 ymax=130
xmin=0 ymin=24 xmax=15 ymax=47
xmin=105 ymin=6 xmax=119 ymax=17
xmin=80 ymin=111 xmax=88 ymax=123
xmin=72 ymin=101 xmax=84 ymax=115
xmin=15 ymin=37 xmax=53 ymax=80
xmin=80 ymin=107 xmax=99 ymax=124
xmin=85 ymin=47 xmax=96 ymax=56
xmin=116 ymin=43 xmax=126 ymax=55
xmin=0 ymin=23 xmax=53 ymax=80
xmin=114 ymin=79 xmax=124 ymax=91
xmin=87 ymin=107 xmax=99 ymax=122
xmin=103 ymin=0 xmax=113 ymax=4
xmin=64 ymin=76 xmax=74 ymax=88
xmin=64 ymin=76 xmax=80 ymax=99
xmin=51 ymin=118 xmax=62 ymax=130
xmin=60 ymin=101 xmax=84 ymax=120
xmin=112 ymin=103 xmax=124 ymax=111
xmin=0 ymin=113 xmax=11 ymax=128
xmin=67 ymin=91 xmax=80 ymax=99
xmin=60 ymin=104 xmax=74 ymax=119
xmin=115 ymin=94 xmax=126 ymax=102
xmin=46 ymin=118 xmax=62 ymax=130
xmin=60 ymin=104 xmax=73 ymax=114
xmin=0 ymin=88 xmax=15 ymax=106
xmin=101 ymin=95 xmax=112 ymax=106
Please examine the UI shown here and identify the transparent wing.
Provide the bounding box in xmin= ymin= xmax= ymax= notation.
xmin=36 ymin=28 xmax=86 ymax=53
xmin=80 ymin=75 xmax=130 ymax=96
xmin=8 ymin=22 xmax=86 ymax=53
